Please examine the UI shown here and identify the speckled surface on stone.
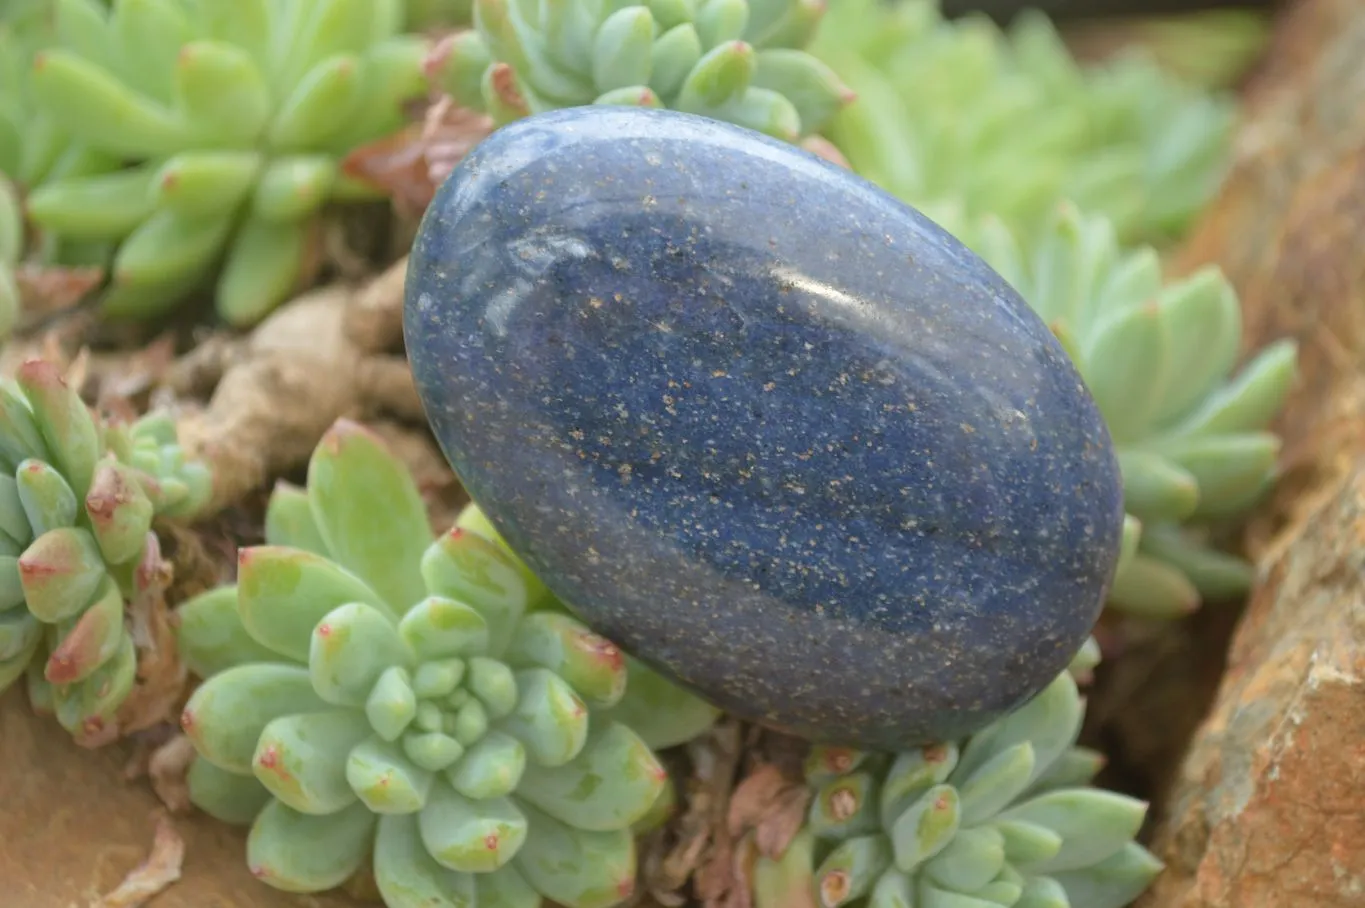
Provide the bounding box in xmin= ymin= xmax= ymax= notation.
xmin=403 ymin=106 xmax=1125 ymax=750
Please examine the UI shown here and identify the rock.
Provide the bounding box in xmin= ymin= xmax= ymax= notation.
xmin=404 ymin=106 xmax=1125 ymax=750
xmin=1133 ymin=2 xmax=1365 ymax=905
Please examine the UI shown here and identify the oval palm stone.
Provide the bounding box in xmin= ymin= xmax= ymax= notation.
xmin=404 ymin=107 xmax=1125 ymax=750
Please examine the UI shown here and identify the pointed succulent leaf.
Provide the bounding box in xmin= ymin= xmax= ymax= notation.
xmin=1027 ymin=747 xmax=1107 ymax=795
xmin=152 ymin=150 xmax=264 ymax=219
xmin=1151 ymin=433 xmax=1280 ymax=520
xmin=18 ymin=527 xmax=106 ymax=622
xmin=446 ymin=729 xmax=527 ymax=799
xmin=504 ymin=611 xmax=627 ymax=708
xmin=413 ymin=658 xmax=466 ymax=699
xmin=466 ymin=656 xmax=520 ymax=719
xmin=592 ymin=6 xmax=656 ymax=93
xmin=182 ymin=663 xmax=329 ymax=773
xmin=516 ymin=720 xmax=666 ymax=831
xmin=1081 ymin=301 xmax=1174 ymax=443
xmin=499 ymin=667 xmax=590 ymax=767
xmin=696 ymin=0 xmax=750 ymax=47
xmin=0 ymin=629 xmax=41 ymax=692
xmin=399 ymin=595 xmax=491 ymax=662
xmin=85 ymin=459 xmax=155 ymax=565
xmin=809 ymin=771 xmax=880 ymax=841
xmin=24 ymin=164 xmax=160 ymax=240
xmin=246 ymin=798 xmax=376 ymax=893
xmin=310 ymin=601 xmax=413 ymax=706
xmin=1149 ymin=267 xmax=1241 ymax=426
xmin=30 ymin=50 xmax=193 ymax=157
xmin=347 ymin=735 xmax=436 ymax=814
xmin=594 ymin=653 xmax=719 ymax=749
xmin=175 ymin=585 xmax=282 ymax=679
xmin=215 ymin=214 xmax=311 ymax=327
xmin=405 ymin=730 xmax=466 ymax=772
xmin=187 ymin=756 xmax=273 ymax=826
xmin=15 ymin=458 xmax=79 ymax=537
xmin=263 ymin=481 xmax=329 ymax=554
xmin=751 ymin=827 xmax=817 ymax=908
xmin=880 ymin=744 xmax=959 ymax=824
xmin=171 ymin=40 xmax=273 ymax=144
xmin=864 ymin=866 xmax=915 ymax=908
xmin=373 ymin=812 xmax=478 ymax=908
xmin=419 ymin=783 xmax=528 ymax=872
xmin=957 ymin=671 xmax=1081 ymax=789
xmin=1136 ymin=524 xmax=1253 ymax=602
xmin=430 ymin=29 xmax=494 ymax=107
xmin=52 ymin=630 xmax=137 ymax=741
xmin=1001 ymin=789 xmax=1149 ymax=874
xmin=45 ymin=576 xmax=123 ymax=683
xmin=1168 ymin=338 xmax=1297 ymax=438
xmin=514 ymin=802 xmax=639 ymax=908
xmin=993 ymin=819 xmax=1065 ymax=866
xmin=0 ymin=607 xmax=41 ymax=663
xmin=453 ymin=503 xmax=555 ymax=611
xmin=805 ymin=745 xmax=870 ymax=785
xmin=421 ymin=527 xmax=528 ymax=654
xmin=812 ymin=833 xmax=892 ymax=907
xmin=650 ymin=23 xmax=703 ymax=99
xmin=750 ymin=48 xmax=852 ymax=135
xmin=677 ymin=40 xmax=755 ymax=109
xmin=1107 ymin=552 xmax=1200 ymax=619
xmin=110 ymin=207 xmax=233 ymax=291
xmin=889 ymin=784 xmax=960 ymax=872
xmin=1015 ymin=875 xmax=1070 ymax=908
xmin=1051 ymin=842 xmax=1164 ymax=908
xmin=367 ymin=664 xmax=419 ymax=741
xmin=267 ymin=53 xmax=365 ymax=151
xmin=252 ymin=709 xmax=371 ymax=814
xmin=251 ymin=154 xmax=337 ymax=221
xmin=16 ymin=359 xmax=100 ymax=501
xmin=306 ymin=419 xmax=433 ymax=612
xmin=923 ymin=825 xmax=1006 ymax=893
xmin=0 ymin=383 xmax=51 ymax=472
xmin=236 ymin=545 xmax=392 ymax=663
xmin=0 ymin=475 xmax=31 ymax=546
xmin=0 ymin=551 xmax=23 ymax=612
xmin=1118 ymin=450 xmax=1199 ymax=522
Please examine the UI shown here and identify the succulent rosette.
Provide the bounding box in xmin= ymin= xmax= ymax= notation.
xmin=427 ymin=0 xmax=855 ymax=142
xmin=753 ymin=669 xmax=1162 ymax=908
xmin=0 ymin=358 xmax=211 ymax=743
xmin=809 ymin=0 xmax=1235 ymax=246
xmin=176 ymin=419 xmax=715 ymax=908
xmin=12 ymin=0 xmax=429 ymax=325
xmin=949 ymin=203 xmax=1296 ymax=619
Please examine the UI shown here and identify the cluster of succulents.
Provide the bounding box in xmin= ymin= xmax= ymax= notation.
xmin=0 ymin=358 xmax=211 ymax=744
xmin=809 ymin=0 xmax=1235 ymax=246
xmin=942 ymin=203 xmax=1295 ymax=620
xmin=175 ymin=419 xmax=719 ymax=907
xmin=427 ymin=0 xmax=855 ymax=142
xmin=2 ymin=0 xmax=430 ymax=326
xmin=754 ymin=668 xmax=1161 ymax=908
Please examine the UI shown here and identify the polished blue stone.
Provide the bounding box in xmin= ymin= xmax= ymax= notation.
xmin=404 ymin=107 xmax=1125 ymax=750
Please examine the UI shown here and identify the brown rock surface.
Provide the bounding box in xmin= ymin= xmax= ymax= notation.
xmin=0 ymin=689 xmax=364 ymax=908
xmin=1135 ymin=0 xmax=1365 ymax=905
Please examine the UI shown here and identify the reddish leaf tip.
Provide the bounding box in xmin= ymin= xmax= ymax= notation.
xmin=180 ymin=708 xmax=195 ymax=731
xmin=483 ymin=832 xmax=499 ymax=851
xmin=17 ymin=357 xmax=64 ymax=388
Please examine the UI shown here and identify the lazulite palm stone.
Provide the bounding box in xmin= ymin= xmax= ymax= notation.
xmin=404 ymin=107 xmax=1125 ymax=750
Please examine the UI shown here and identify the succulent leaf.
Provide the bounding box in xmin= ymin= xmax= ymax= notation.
xmin=247 ymin=798 xmax=376 ymax=893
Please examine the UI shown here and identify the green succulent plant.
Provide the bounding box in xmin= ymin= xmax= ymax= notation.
xmin=946 ymin=202 xmax=1295 ymax=619
xmin=0 ymin=358 xmax=212 ymax=745
xmin=809 ymin=0 xmax=1235 ymax=246
xmin=0 ymin=175 xmax=20 ymax=337
xmin=428 ymin=0 xmax=855 ymax=142
xmin=753 ymin=668 xmax=1161 ymax=908
xmin=175 ymin=418 xmax=720 ymax=908
xmin=11 ymin=0 xmax=430 ymax=326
